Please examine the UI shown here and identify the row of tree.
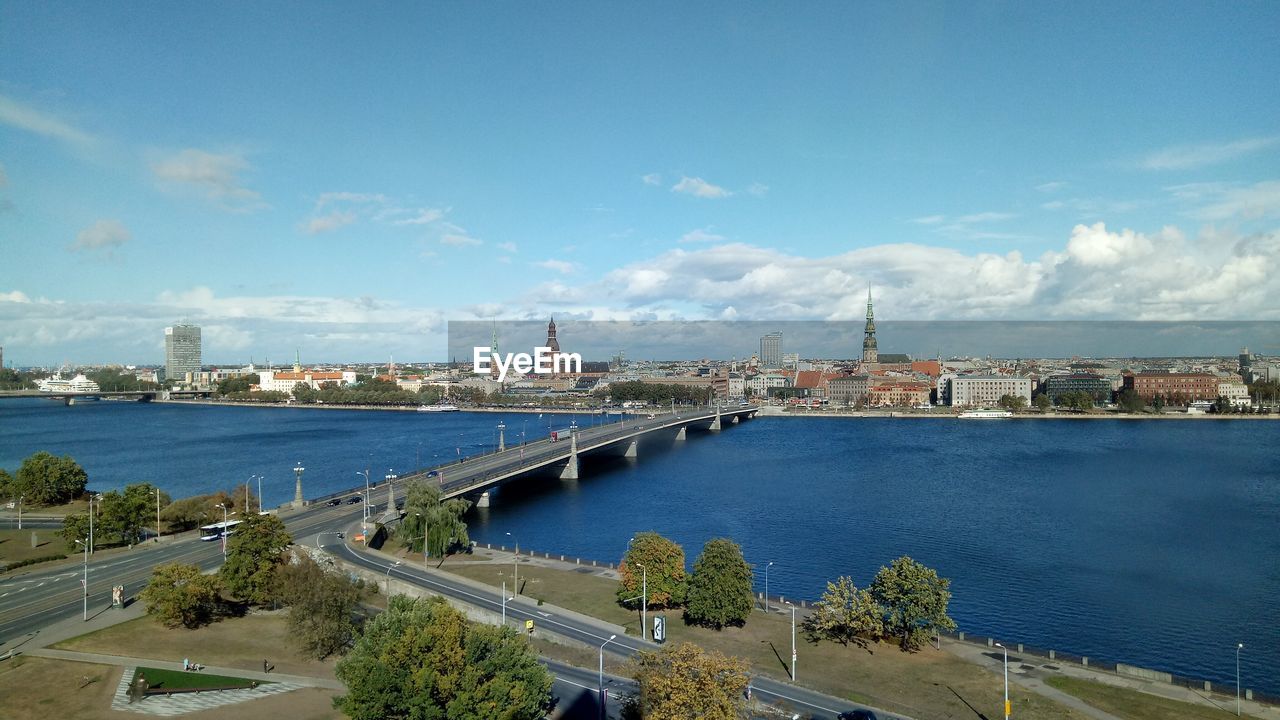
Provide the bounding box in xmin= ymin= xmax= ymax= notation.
xmin=0 ymin=451 xmax=88 ymax=506
xmin=394 ymin=479 xmax=472 ymax=558
xmin=595 ymin=381 xmax=714 ymax=406
xmin=803 ymin=556 xmax=957 ymax=650
xmin=59 ymin=485 xmax=259 ymax=549
xmin=617 ymin=533 xmax=755 ymax=629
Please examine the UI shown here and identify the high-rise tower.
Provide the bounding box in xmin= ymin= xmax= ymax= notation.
xmin=862 ymin=287 xmax=878 ymax=364
xmin=164 ymin=324 xmax=202 ymax=381
xmin=760 ymin=332 xmax=783 ymax=368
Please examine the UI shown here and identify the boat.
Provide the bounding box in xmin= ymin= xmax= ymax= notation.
xmin=958 ymin=408 xmax=1013 ymax=419
xmin=417 ymin=404 xmax=460 ymax=412
xmin=37 ymin=373 xmax=101 ymax=394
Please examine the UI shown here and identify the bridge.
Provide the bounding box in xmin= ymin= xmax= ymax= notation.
xmin=0 ymin=389 xmax=215 ymax=404
xmin=316 ymin=404 xmax=759 ymax=512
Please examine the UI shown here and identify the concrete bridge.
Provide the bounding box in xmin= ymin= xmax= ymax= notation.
xmin=316 ymin=404 xmax=759 ymax=512
xmin=0 ymin=389 xmax=158 ymax=405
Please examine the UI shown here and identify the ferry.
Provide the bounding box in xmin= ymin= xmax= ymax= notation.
xmin=37 ymin=373 xmax=101 ymax=394
xmin=958 ymin=408 xmax=1013 ymax=419
xmin=417 ymin=403 xmax=460 ymax=412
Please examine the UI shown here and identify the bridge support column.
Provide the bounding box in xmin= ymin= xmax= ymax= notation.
xmin=709 ymin=413 xmax=722 ymax=431
xmin=624 ymin=440 xmax=638 ymax=459
xmin=560 ymin=433 xmax=580 ymax=479
xmin=477 ymin=491 xmax=490 ymax=508
xmin=731 ymin=415 xmax=740 ymax=424
xmin=675 ymin=426 xmax=686 ymax=441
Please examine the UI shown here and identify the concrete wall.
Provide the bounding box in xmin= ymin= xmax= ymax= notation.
xmin=1117 ymin=663 xmax=1173 ymax=683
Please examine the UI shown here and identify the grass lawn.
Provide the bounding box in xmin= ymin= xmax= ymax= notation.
xmin=0 ymin=527 xmax=67 ymax=566
xmin=53 ymin=613 xmax=338 ymax=680
xmin=134 ymin=665 xmax=263 ymax=691
xmin=1046 ymin=676 xmax=1263 ymax=720
xmin=445 ymin=561 xmax=644 ymax=635
xmin=0 ymin=655 xmax=118 ymax=720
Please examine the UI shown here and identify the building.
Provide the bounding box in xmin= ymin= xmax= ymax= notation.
xmin=746 ymin=372 xmax=789 ymax=396
xmin=1217 ymin=381 xmax=1251 ymax=408
xmin=862 ymin=288 xmax=878 ymax=364
xmin=1043 ymin=374 xmax=1112 ymax=403
xmin=781 ymin=352 xmax=800 ymax=369
xmin=760 ymin=332 xmax=783 ymax=369
xmin=828 ymin=375 xmax=870 ymax=407
xmin=868 ymin=378 xmax=930 ymax=407
xmin=257 ymin=369 xmax=358 ymax=393
xmin=948 ymin=376 xmax=1033 ymax=407
xmin=164 ymin=324 xmax=202 ymax=381
xmin=1122 ymin=372 xmax=1220 ymax=403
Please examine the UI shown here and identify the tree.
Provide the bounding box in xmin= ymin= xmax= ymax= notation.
xmin=292 ymin=382 xmax=318 ymax=403
xmin=869 ymin=556 xmax=956 ymax=651
xmin=997 ymin=394 xmax=1028 ymax=411
xmin=0 ymin=468 xmax=14 ymax=499
xmin=139 ymin=563 xmax=220 ymax=628
xmin=618 ymin=532 xmax=686 ymax=609
xmin=98 ymin=483 xmax=169 ymax=545
xmin=399 ymin=479 xmax=471 ymax=558
xmin=274 ymin=553 xmax=364 ymax=659
xmin=1117 ymin=388 xmax=1145 ymax=413
xmin=801 ymin=576 xmax=885 ymax=648
xmin=59 ymin=512 xmax=91 ymax=549
xmin=1033 ymin=393 xmax=1052 ymax=412
xmin=334 ymin=595 xmax=552 ymax=720
xmin=629 ymin=642 xmax=750 ymax=720
xmin=218 ymin=512 xmax=292 ymax=604
xmin=13 ymin=451 xmax=88 ymax=505
xmin=684 ymin=538 xmax=754 ymax=629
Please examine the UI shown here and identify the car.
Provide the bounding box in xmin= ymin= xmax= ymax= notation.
xmin=426 ymin=470 xmax=439 ymax=478
xmin=326 ymin=498 xmax=341 ymax=506
xmin=346 ymin=495 xmax=363 ymax=504
xmin=838 ymin=711 xmax=878 ymax=720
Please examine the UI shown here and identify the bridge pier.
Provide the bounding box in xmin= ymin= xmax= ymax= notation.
xmin=477 ymin=491 xmax=491 ymax=508
xmin=709 ymin=413 xmax=722 ymax=431
xmin=675 ymin=426 xmax=687 ymax=441
xmin=560 ymin=433 xmax=580 ymax=480
xmin=624 ymin=440 xmax=638 ymax=459
xmin=731 ymin=415 xmax=739 ymax=424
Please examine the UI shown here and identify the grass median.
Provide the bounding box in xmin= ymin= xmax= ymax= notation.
xmin=1045 ymin=676 xmax=1263 ymax=720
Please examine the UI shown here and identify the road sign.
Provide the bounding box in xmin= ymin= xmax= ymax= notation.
xmin=653 ymin=614 xmax=666 ymax=643
xmin=525 ymin=619 xmax=534 ymax=633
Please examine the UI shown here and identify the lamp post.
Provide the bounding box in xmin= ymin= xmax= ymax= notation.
xmin=598 ymin=633 xmax=617 ymax=719
xmin=788 ymin=602 xmax=797 ymax=681
xmin=995 ymin=642 xmax=1010 ymax=720
xmin=245 ymin=475 xmax=254 ymax=513
xmin=1237 ymin=643 xmax=1244 ymax=716
xmin=506 ymin=532 xmax=519 ymax=595
xmin=764 ymin=561 xmax=774 ymax=612
xmin=497 ymin=421 xmax=505 ymax=452
xmin=88 ymin=494 xmax=101 ymax=554
xmin=356 ymin=470 xmax=371 ymax=541
xmin=635 ymin=562 xmax=647 ymax=641
xmin=74 ymin=537 xmax=88 ymax=621
xmin=385 ymin=561 xmax=401 ymax=593
xmin=154 ymin=487 xmax=161 ymax=541
xmin=214 ymin=503 xmax=234 ymax=562
xmin=17 ymin=495 xmax=22 ymax=530
xmin=257 ymin=474 xmax=263 ymax=513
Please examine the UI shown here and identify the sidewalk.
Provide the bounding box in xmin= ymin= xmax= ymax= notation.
xmin=945 ymin=637 xmax=1280 ymax=720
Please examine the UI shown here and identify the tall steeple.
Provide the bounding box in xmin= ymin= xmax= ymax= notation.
xmin=293 ymin=348 xmax=302 ymax=373
xmin=546 ymin=317 xmax=560 ymax=353
xmin=862 ymin=286 xmax=878 ymax=364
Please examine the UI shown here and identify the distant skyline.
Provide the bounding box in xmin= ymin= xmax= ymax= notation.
xmin=3 ymin=3 xmax=1280 ymax=365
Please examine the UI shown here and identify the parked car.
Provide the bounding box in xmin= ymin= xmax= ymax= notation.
xmin=838 ymin=711 xmax=878 ymax=720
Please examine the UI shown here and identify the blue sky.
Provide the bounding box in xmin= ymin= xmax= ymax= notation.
xmin=2 ymin=2 xmax=1279 ymax=364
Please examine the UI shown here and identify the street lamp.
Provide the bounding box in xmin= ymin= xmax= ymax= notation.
xmin=385 ymin=560 xmax=401 ymax=592
xmin=74 ymin=537 xmax=88 ymax=621
xmin=88 ymin=494 xmax=102 ymax=554
xmin=501 ymin=579 xmax=514 ymax=626
xmin=257 ymin=474 xmax=263 ymax=513
xmin=995 ymin=642 xmax=1010 ymax=720
xmin=246 ymin=475 xmax=255 ymax=513
xmin=787 ymin=601 xmax=797 ymax=682
xmin=214 ymin=503 xmax=235 ymax=562
xmin=598 ymin=633 xmax=617 ymax=719
xmin=1237 ymin=643 xmax=1244 ymax=716
xmin=764 ymin=561 xmax=774 ymax=613
xmin=17 ymin=495 xmax=22 ymax=530
xmin=356 ymin=470 xmax=371 ymax=541
xmin=506 ymin=532 xmax=519 ymax=595
xmin=635 ymin=562 xmax=647 ymax=641
xmin=154 ymin=487 xmax=161 ymax=542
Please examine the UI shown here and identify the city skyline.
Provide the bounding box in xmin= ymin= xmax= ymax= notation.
xmin=3 ymin=3 xmax=1280 ymax=365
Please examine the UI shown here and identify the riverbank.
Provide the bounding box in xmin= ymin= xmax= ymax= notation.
xmin=757 ymin=405 xmax=1278 ymax=420
xmin=155 ymin=398 xmax=597 ymax=415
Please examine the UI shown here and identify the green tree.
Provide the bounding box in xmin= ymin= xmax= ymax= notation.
xmin=218 ymin=512 xmax=292 ymax=604
xmin=274 ymin=553 xmax=364 ymax=659
xmin=292 ymin=382 xmax=318 ymax=403
xmin=997 ymin=394 xmax=1028 ymax=411
xmin=13 ymin=451 xmax=88 ymax=505
xmin=139 ymin=563 xmax=220 ymax=628
xmin=629 ymin=642 xmax=750 ymax=720
xmin=99 ymin=483 xmax=169 ymax=545
xmin=334 ymin=595 xmax=552 ymax=720
xmin=1117 ymin=388 xmax=1145 ymax=413
xmin=869 ymin=556 xmax=957 ymax=651
xmin=1033 ymin=393 xmax=1052 ymax=412
xmin=59 ymin=512 xmax=91 ymax=549
xmin=684 ymin=538 xmax=754 ymax=629
xmin=399 ymin=479 xmax=471 ymax=558
xmin=801 ymin=576 xmax=885 ymax=648
xmin=618 ymin=532 xmax=687 ymax=609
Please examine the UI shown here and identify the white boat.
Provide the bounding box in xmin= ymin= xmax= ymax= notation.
xmin=958 ymin=408 xmax=1013 ymax=419
xmin=37 ymin=373 xmax=101 ymax=394
xmin=417 ymin=404 xmax=460 ymax=412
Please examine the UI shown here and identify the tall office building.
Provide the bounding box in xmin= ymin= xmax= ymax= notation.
xmin=760 ymin=332 xmax=783 ymax=369
xmin=165 ymin=324 xmax=202 ymax=381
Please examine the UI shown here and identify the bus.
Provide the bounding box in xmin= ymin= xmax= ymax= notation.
xmin=199 ymin=519 xmax=242 ymax=541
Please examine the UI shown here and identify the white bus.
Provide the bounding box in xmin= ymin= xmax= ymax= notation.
xmin=199 ymin=519 xmax=242 ymax=541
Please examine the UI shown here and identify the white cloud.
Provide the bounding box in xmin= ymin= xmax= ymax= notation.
xmin=392 ymin=208 xmax=445 ymax=225
xmin=151 ymin=148 xmax=264 ymax=211
xmin=71 ymin=219 xmax=131 ymax=252
xmin=954 ymin=212 xmax=1015 ymax=224
xmin=441 ymin=233 xmax=482 ymax=247
xmin=746 ymin=182 xmax=769 ymax=197
xmin=1169 ymin=180 xmax=1280 ymax=221
xmin=535 ymin=259 xmax=578 ymax=274
xmin=302 ymin=211 xmax=356 ymax=235
xmin=1141 ymin=136 xmax=1280 ymax=171
xmin=910 ymin=215 xmax=946 ymax=225
xmin=1063 ymin=222 xmax=1154 ymax=267
xmin=497 ymin=241 xmax=518 ymax=253
xmin=671 ymin=176 xmax=732 ymax=198
xmin=1 ymin=290 xmax=32 ymax=303
xmin=679 ymin=228 xmax=726 ymax=244
xmin=641 ymin=173 xmax=662 ymax=186
xmin=0 ymin=94 xmax=94 ymax=146
xmin=1035 ymin=181 xmax=1068 ymax=193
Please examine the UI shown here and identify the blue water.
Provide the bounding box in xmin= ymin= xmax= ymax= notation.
xmin=2 ymin=399 xmax=1277 ymax=693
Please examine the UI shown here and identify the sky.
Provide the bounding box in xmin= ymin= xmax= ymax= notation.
xmin=2 ymin=2 xmax=1279 ymax=365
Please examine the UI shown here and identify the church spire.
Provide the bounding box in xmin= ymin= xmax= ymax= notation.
xmin=862 ymin=286 xmax=878 ymax=364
